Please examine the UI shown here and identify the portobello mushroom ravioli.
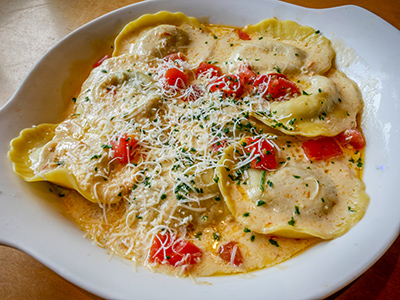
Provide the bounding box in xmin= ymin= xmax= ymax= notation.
xmin=9 ymin=12 xmax=369 ymax=277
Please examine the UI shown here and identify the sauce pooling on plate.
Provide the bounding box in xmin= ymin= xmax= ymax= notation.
xmin=9 ymin=11 xmax=368 ymax=277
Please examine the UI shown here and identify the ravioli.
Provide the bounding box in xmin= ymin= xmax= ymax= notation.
xmin=217 ymin=137 xmax=369 ymax=239
xmin=251 ymin=69 xmax=364 ymax=137
xmin=112 ymin=11 xmax=201 ymax=57
xmin=9 ymin=12 xmax=368 ymax=277
xmin=243 ymin=18 xmax=335 ymax=75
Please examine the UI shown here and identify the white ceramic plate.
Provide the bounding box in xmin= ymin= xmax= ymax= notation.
xmin=1 ymin=0 xmax=399 ymax=299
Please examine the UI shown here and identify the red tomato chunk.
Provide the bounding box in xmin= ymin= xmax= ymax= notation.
xmin=253 ymin=73 xmax=300 ymax=100
xmin=164 ymin=52 xmax=186 ymax=62
xmin=182 ymin=84 xmax=204 ymax=102
xmin=149 ymin=233 xmax=202 ymax=267
xmin=244 ymin=137 xmax=278 ymax=170
xmin=93 ymin=54 xmax=109 ymax=68
xmin=336 ymin=129 xmax=365 ymax=150
xmin=302 ymin=137 xmax=343 ymax=160
xmin=208 ymin=75 xmax=244 ymax=98
xmin=110 ymin=134 xmax=138 ymax=164
xmin=218 ymin=241 xmax=243 ymax=266
xmin=238 ymin=64 xmax=257 ymax=86
xmin=164 ymin=68 xmax=188 ymax=89
xmin=237 ymin=29 xmax=251 ymax=40
xmin=196 ymin=62 xmax=222 ymax=78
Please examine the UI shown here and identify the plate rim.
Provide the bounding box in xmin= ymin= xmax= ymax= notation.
xmin=1 ymin=0 xmax=399 ymax=299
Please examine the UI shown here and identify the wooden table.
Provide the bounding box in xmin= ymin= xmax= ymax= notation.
xmin=0 ymin=1 xmax=399 ymax=299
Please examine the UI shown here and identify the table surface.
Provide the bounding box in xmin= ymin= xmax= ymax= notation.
xmin=0 ymin=0 xmax=399 ymax=299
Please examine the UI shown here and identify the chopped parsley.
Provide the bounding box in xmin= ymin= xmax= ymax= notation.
xmin=273 ymin=66 xmax=281 ymax=73
xmin=348 ymin=206 xmax=356 ymax=213
xmin=256 ymin=200 xmax=266 ymax=206
xmin=357 ymin=158 xmax=363 ymax=168
xmin=56 ymin=186 xmax=65 ymax=197
xmin=269 ymin=239 xmax=279 ymax=247
xmin=260 ymin=170 xmax=266 ymax=191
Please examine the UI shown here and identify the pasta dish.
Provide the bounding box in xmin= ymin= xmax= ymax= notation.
xmin=9 ymin=11 xmax=369 ymax=277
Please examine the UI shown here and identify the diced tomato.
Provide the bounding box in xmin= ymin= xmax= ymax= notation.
xmin=237 ymin=29 xmax=251 ymax=41
xmin=336 ymin=129 xmax=365 ymax=150
xmin=253 ymin=73 xmax=300 ymax=101
xmin=164 ymin=52 xmax=186 ymax=62
xmin=238 ymin=64 xmax=257 ymax=86
xmin=244 ymin=137 xmax=278 ymax=170
xmin=149 ymin=233 xmax=202 ymax=267
xmin=253 ymin=73 xmax=287 ymax=84
xmin=218 ymin=241 xmax=243 ymax=266
xmin=182 ymin=84 xmax=204 ymax=102
xmin=110 ymin=134 xmax=138 ymax=164
xmin=208 ymin=74 xmax=244 ymax=98
xmin=93 ymin=55 xmax=109 ymax=68
xmin=196 ymin=62 xmax=222 ymax=78
xmin=302 ymin=137 xmax=343 ymax=160
xmin=164 ymin=68 xmax=188 ymax=89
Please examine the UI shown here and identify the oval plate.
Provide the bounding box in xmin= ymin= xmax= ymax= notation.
xmin=0 ymin=0 xmax=399 ymax=299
